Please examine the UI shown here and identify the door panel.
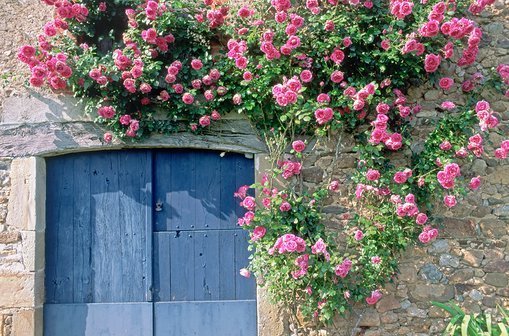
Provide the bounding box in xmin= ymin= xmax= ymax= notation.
xmin=44 ymin=303 xmax=153 ymax=336
xmin=154 ymin=301 xmax=257 ymax=336
xmin=153 ymin=230 xmax=255 ymax=302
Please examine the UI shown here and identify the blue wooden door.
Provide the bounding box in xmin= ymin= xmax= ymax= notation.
xmin=152 ymin=151 xmax=256 ymax=336
xmin=45 ymin=150 xmax=256 ymax=336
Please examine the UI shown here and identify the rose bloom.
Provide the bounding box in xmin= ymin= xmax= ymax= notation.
xmin=251 ymin=226 xmax=266 ymax=241
xmin=441 ymin=101 xmax=456 ymax=110
xmin=292 ymin=140 xmax=306 ymax=152
xmin=416 ymin=213 xmax=428 ymax=225
xmin=393 ymin=171 xmax=408 ymax=184
xmin=330 ymin=70 xmax=344 ymax=83
xmin=280 ymin=201 xmax=292 ymax=212
xmin=381 ymin=39 xmax=390 ymax=50
xmin=199 ymin=115 xmax=210 ymax=127
xmin=103 ymin=132 xmax=112 ymax=143
xmin=439 ymin=141 xmax=452 ymax=150
xmin=328 ymin=180 xmax=340 ymax=192
xmin=366 ymin=169 xmax=380 ymax=181
xmin=443 ymin=195 xmax=457 ymax=208
xmin=439 ymin=77 xmax=454 ymax=90
xmin=239 ymin=268 xmax=251 ymax=278
xmin=354 ymin=229 xmax=364 ymax=241
xmin=190 ymin=58 xmax=203 ymax=70
xmin=300 ymin=70 xmax=313 ymax=83
xmin=182 ymin=92 xmax=194 ymax=104
xmin=211 ymin=110 xmax=221 ymax=121
xmin=469 ymin=176 xmax=481 ymax=190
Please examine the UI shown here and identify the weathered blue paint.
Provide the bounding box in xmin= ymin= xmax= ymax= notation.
xmin=154 ymin=301 xmax=257 ymax=336
xmin=45 ymin=150 xmax=256 ymax=336
xmin=44 ymin=303 xmax=153 ymax=336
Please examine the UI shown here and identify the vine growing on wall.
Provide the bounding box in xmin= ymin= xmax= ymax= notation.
xmin=18 ymin=0 xmax=508 ymax=326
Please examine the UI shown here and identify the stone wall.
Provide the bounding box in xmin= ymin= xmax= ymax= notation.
xmin=0 ymin=1 xmax=507 ymax=336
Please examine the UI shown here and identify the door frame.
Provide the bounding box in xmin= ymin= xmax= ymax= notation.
xmin=11 ymin=147 xmax=279 ymax=336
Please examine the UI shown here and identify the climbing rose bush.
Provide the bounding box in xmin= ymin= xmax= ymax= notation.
xmin=18 ymin=0 xmax=508 ymax=326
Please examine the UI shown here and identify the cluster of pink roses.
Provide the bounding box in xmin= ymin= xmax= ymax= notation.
xmin=116 ymin=114 xmax=140 ymax=138
xmin=468 ymin=0 xmax=496 ymax=15
xmin=42 ymin=0 xmax=88 ymax=23
xmin=369 ymin=105 xmax=403 ymax=150
xmin=311 ymin=238 xmax=330 ymax=261
xmin=272 ymin=76 xmax=302 ymax=106
xmin=418 ymin=226 xmax=439 ymax=244
xmin=389 ymin=0 xmax=414 ymax=19
xmin=467 ymin=134 xmax=484 ymax=157
xmin=494 ymin=140 xmax=509 ymax=159
xmin=227 ymin=39 xmax=248 ymax=70
xmin=18 ymin=47 xmax=71 ymax=90
xmin=334 ymin=258 xmax=352 ymax=278
xmin=203 ymin=4 xmax=229 ymax=29
xmin=474 ymin=100 xmax=499 ymax=131
xmin=292 ymin=254 xmax=309 ymax=279
xmin=436 ymin=163 xmax=461 ymax=190
xmin=280 ymin=159 xmax=302 ymax=179
xmin=269 ymin=234 xmax=307 ymax=255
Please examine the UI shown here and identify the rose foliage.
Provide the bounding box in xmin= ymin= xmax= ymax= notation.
xmin=19 ymin=0 xmax=509 ymax=326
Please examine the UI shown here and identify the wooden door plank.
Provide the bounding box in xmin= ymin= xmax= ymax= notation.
xmin=89 ymin=152 xmax=121 ymax=303
xmin=219 ymin=154 xmax=238 ymax=230
xmin=153 ymin=232 xmax=171 ymax=302
xmin=193 ymin=230 xmax=220 ymax=300
xmin=169 ymin=151 xmax=196 ymax=231
xmin=154 ymin=301 xmax=257 ymax=336
xmin=44 ymin=303 xmax=153 ymax=336
xmin=72 ymin=154 xmax=92 ymax=303
xmin=194 ymin=151 xmax=221 ymax=230
xmin=218 ymin=230 xmax=236 ymax=300
xmin=46 ymin=155 xmax=75 ymax=303
xmin=117 ymin=151 xmax=152 ymax=302
xmin=170 ymin=231 xmax=194 ymax=301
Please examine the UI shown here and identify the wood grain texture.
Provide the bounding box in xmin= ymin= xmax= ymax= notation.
xmin=0 ymin=119 xmax=266 ymax=157
xmin=45 ymin=151 xmax=152 ymax=304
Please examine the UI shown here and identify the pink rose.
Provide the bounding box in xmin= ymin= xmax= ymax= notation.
xmin=469 ymin=176 xmax=481 ymax=190
xmin=300 ymin=70 xmax=313 ymax=83
xmin=199 ymin=115 xmax=211 ymax=127
xmin=366 ymin=290 xmax=382 ymax=305
xmin=416 ymin=213 xmax=428 ymax=225
xmin=103 ymin=132 xmax=112 ymax=143
xmin=330 ymin=70 xmax=344 ymax=83
xmin=439 ymin=77 xmax=454 ymax=90
xmin=182 ymin=92 xmax=194 ymax=104
xmin=393 ymin=171 xmax=408 ymax=184
xmin=366 ymin=169 xmax=380 ymax=181
xmin=239 ymin=268 xmax=251 ymax=278
xmin=191 ymin=59 xmax=203 ymax=70
xmin=443 ymin=195 xmax=457 ymax=208
xmin=424 ymin=53 xmax=441 ymax=73
xmin=280 ymin=201 xmax=292 ymax=212
xmin=354 ymin=229 xmax=364 ymax=241
xmin=292 ymin=140 xmax=306 ymax=152
xmin=97 ymin=106 xmax=115 ymax=119
xmin=251 ymin=226 xmax=266 ymax=241
xmin=381 ymin=39 xmax=390 ymax=50
xmin=328 ymin=180 xmax=340 ymax=192
xmin=211 ymin=110 xmax=221 ymax=121
xmin=241 ymin=196 xmax=256 ymax=210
